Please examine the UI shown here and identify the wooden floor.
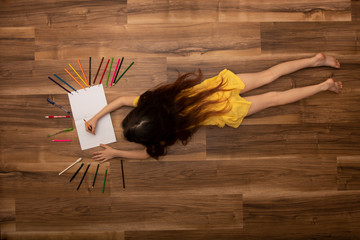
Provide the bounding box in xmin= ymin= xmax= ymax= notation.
xmin=1 ymin=0 xmax=360 ymax=239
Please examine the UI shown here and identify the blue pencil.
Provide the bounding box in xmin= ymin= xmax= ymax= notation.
xmin=54 ymin=74 xmax=77 ymax=92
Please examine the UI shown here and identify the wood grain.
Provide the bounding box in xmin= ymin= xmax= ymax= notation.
xmin=128 ymin=0 xmax=351 ymax=24
xmin=207 ymin=123 xmax=360 ymax=160
xmin=15 ymin=194 xmax=242 ymax=231
xmin=1 ymin=0 xmax=360 ymax=239
xmin=261 ymin=22 xmax=360 ymax=54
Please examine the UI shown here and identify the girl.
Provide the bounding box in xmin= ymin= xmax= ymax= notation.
xmin=87 ymin=53 xmax=342 ymax=163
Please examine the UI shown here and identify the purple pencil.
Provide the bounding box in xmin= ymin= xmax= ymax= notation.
xmin=48 ymin=77 xmax=71 ymax=94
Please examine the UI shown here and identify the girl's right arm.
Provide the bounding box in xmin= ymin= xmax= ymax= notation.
xmin=86 ymin=95 xmax=137 ymax=134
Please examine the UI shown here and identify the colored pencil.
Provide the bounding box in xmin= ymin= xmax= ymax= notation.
xmin=46 ymin=98 xmax=71 ymax=114
xmin=70 ymin=163 xmax=84 ymax=182
xmin=45 ymin=115 xmax=70 ymax=118
xmin=83 ymin=119 xmax=93 ymax=132
xmin=99 ymin=59 xmax=110 ymax=85
xmin=69 ymin=63 xmax=88 ymax=87
xmin=114 ymin=57 xmax=124 ymax=82
xmin=121 ymin=160 xmax=125 ymax=189
xmin=64 ymin=68 xmax=85 ymax=90
xmin=53 ymin=74 xmax=77 ymax=92
xmin=52 ymin=139 xmax=71 ymax=142
xmin=92 ymin=164 xmax=100 ymax=188
xmin=93 ymin=57 xmax=104 ymax=84
xmin=77 ymin=59 xmax=88 ymax=86
xmin=77 ymin=163 xmax=90 ymax=190
xmin=59 ymin=157 xmax=82 ymax=175
xmin=110 ymin=58 xmax=120 ymax=86
xmin=115 ymin=62 xmax=134 ymax=84
xmin=48 ymin=76 xmax=71 ymax=94
xmin=89 ymin=57 xmax=91 ymax=86
xmin=106 ymin=57 xmax=114 ymax=86
xmin=102 ymin=169 xmax=107 ymax=193
xmin=47 ymin=127 xmax=73 ymax=137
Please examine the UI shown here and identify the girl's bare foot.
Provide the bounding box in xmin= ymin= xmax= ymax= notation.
xmin=323 ymin=78 xmax=343 ymax=93
xmin=314 ymin=53 xmax=341 ymax=68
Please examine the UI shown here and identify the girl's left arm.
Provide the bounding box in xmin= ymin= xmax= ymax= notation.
xmin=92 ymin=144 xmax=149 ymax=163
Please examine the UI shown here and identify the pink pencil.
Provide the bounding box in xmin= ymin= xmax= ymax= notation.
xmin=45 ymin=116 xmax=70 ymax=118
xmin=110 ymin=58 xmax=120 ymax=86
xmin=52 ymin=139 xmax=71 ymax=142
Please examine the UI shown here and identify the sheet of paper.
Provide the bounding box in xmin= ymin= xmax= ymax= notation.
xmin=68 ymin=84 xmax=116 ymax=150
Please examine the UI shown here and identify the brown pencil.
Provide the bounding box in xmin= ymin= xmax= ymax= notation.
xmin=93 ymin=57 xmax=104 ymax=84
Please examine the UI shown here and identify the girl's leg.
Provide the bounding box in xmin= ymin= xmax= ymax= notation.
xmin=238 ymin=53 xmax=340 ymax=94
xmin=244 ymin=78 xmax=343 ymax=116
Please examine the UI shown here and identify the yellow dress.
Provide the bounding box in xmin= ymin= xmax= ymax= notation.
xmin=133 ymin=69 xmax=252 ymax=128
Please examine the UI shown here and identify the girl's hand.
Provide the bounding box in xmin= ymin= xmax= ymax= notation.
xmin=86 ymin=118 xmax=97 ymax=134
xmin=92 ymin=144 xmax=117 ymax=163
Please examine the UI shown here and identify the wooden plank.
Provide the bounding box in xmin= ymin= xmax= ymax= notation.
xmin=0 ymin=198 xmax=15 ymax=229
xmin=125 ymin=230 xmax=244 ymax=240
xmin=0 ymin=27 xmax=35 ymax=61
xmin=352 ymin=0 xmax=360 ymax=22
xmin=127 ymin=0 xmax=221 ymax=24
xmin=110 ymin=157 xmax=337 ymax=196
xmin=1 ymin=231 xmax=124 ymax=240
xmin=206 ymin=124 xmax=360 ymax=160
xmin=15 ymin=194 xmax=243 ymax=231
xmin=0 ymin=0 xmax=126 ymax=27
xmin=243 ymin=190 xmax=360 ymax=239
xmin=34 ymin=23 xmax=260 ymax=59
xmin=337 ymin=155 xmax=360 ymax=190
xmin=0 ymin=163 xmax=110 ymax=198
xmin=219 ymin=0 xmax=351 ymax=22
xmin=127 ymin=0 xmax=351 ymax=24
xmin=261 ymin=22 xmax=360 ymax=54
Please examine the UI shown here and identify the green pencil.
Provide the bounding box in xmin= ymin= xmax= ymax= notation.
xmin=114 ymin=62 xmax=134 ymax=84
xmin=47 ymin=127 xmax=73 ymax=137
xmin=102 ymin=168 xmax=108 ymax=193
xmin=106 ymin=57 xmax=114 ymax=86
xmin=92 ymin=164 xmax=99 ymax=188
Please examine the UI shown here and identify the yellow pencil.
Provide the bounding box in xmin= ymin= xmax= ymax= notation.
xmin=77 ymin=59 xmax=88 ymax=86
xmin=69 ymin=64 xmax=88 ymax=87
xmin=64 ymin=68 xmax=85 ymax=90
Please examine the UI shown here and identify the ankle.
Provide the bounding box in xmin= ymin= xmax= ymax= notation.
xmin=312 ymin=53 xmax=325 ymax=67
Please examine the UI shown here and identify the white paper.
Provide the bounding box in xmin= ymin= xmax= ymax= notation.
xmin=68 ymin=84 xmax=116 ymax=150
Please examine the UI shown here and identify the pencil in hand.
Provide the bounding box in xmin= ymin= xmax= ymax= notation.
xmin=84 ymin=119 xmax=94 ymax=134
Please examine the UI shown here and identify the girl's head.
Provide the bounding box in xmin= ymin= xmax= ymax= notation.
xmin=122 ymin=91 xmax=178 ymax=158
xmin=122 ymin=69 xmax=230 ymax=159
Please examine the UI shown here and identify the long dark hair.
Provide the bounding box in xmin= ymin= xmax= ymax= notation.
xmin=122 ymin=69 xmax=231 ymax=159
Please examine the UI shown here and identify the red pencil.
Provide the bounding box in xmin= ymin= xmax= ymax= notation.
xmin=99 ymin=59 xmax=110 ymax=85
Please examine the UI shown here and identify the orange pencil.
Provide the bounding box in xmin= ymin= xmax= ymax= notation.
xmin=64 ymin=68 xmax=85 ymax=90
xmin=83 ymin=119 xmax=94 ymax=134
xmin=77 ymin=59 xmax=88 ymax=86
